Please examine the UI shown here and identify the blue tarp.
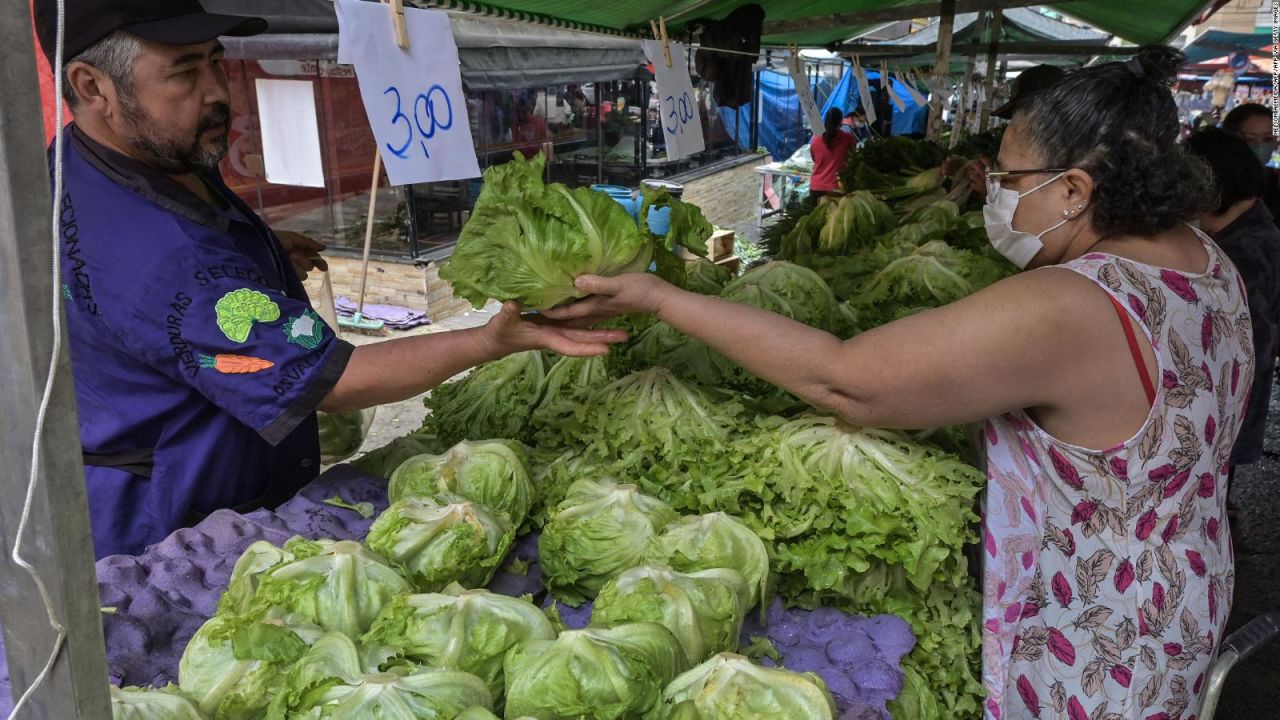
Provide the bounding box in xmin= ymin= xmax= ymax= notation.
xmin=718 ymin=68 xmax=839 ymax=160
xmin=821 ymin=68 xmax=928 ymax=137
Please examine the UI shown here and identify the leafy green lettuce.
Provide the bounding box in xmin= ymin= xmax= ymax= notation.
xmin=424 ymin=351 xmax=546 ymax=447
xmin=366 ymin=495 xmax=514 ymax=593
xmin=503 ymin=623 xmax=687 ymax=719
xmin=539 ymin=479 xmax=678 ymax=606
xmin=659 ymin=653 xmax=836 ymax=719
xmin=388 ymin=440 xmax=533 ymax=527
xmin=647 ymin=512 xmax=770 ymax=611
xmin=361 ymin=585 xmax=555 ymax=698
xmin=110 ymin=685 xmax=207 ymax=720
xmin=592 ymin=565 xmax=748 ymax=664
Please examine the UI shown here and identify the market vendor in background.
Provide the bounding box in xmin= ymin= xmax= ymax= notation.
xmin=1222 ymin=102 xmax=1280 ymax=224
xmin=1186 ymin=128 xmax=1280 ymax=483
xmin=34 ymin=0 xmax=622 ymax=559
xmin=809 ymin=108 xmax=855 ymax=202
xmin=550 ymin=47 xmax=1246 ymax=718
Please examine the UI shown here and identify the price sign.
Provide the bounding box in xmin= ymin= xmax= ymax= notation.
xmin=336 ymin=0 xmax=480 ymax=185
xmin=643 ymin=40 xmax=706 ymax=161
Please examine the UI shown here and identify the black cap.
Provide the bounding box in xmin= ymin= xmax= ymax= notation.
xmin=992 ymin=64 xmax=1066 ymax=120
xmin=33 ymin=0 xmax=266 ymax=68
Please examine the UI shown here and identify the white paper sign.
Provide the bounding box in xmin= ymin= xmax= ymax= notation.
xmin=254 ymin=79 xmax=326 ymax=188
xmin=785 ymin=53 xmax=824 ymax=136
xmin=642 ymin=40 xmax=706 ymax=161
xmin=336 ymin=0 xmax=481 ymax=186
xmin=852 ymin=61 xmax=876 ymax=125
xmin=898 ymin=72 xmax=928 ymax=106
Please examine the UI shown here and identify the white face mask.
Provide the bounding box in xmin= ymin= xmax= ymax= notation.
xmin=983 ymin=172 xmax=1069 ymax=268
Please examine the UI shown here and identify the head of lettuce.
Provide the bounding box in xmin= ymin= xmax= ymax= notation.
xmin=440 ymin=153 xmax=710 ymax=311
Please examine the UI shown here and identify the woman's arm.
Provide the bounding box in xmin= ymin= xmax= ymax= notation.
xmin=548 ymin=271 xmax=1100 ymax=429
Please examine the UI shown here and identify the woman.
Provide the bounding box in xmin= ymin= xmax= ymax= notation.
xmin=1186 ymin=128 xmax=1280 ymax=472
xmin=550 ymin=47 xmax=1248 ymax=718
xmin=810 ymin=107 xmax=856 ymax=201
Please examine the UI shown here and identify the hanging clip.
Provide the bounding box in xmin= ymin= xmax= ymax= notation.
xmin=385 ymin=0 xmax=409 ymax=49
xmin=659 ymin=16 xmax=673 ymax=68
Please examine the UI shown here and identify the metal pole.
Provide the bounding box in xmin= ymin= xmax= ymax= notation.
xmin=979 ymin=10 xmax=1003 ymax=132
xmin=0 ymin=2 xmax=110 ymax=717
xmin=927 ymin=0 xmax=957 ymax=141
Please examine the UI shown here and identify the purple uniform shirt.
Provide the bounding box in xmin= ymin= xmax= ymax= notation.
xmin=57 ymin=125 xmax=353 ymax=558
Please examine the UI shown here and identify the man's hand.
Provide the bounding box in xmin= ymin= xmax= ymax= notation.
xmin=478 ymin=301 xmax=629 ymax=359
xmin=274 ymin=229 xmax=329 ymax=281
xmin=540 ymin=273 xmax=675 ymax=327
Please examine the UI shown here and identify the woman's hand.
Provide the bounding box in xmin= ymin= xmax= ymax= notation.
xmin=479 ymin=301 xmax=628 ymax=358
xmin=540 ymin=273 xmax=676 ymax=326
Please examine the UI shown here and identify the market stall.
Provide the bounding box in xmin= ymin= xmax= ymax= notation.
xmin=5 ymin=2 xmax=1270 ymax=720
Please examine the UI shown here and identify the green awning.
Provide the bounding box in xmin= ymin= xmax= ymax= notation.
xmin=410 ymin=0 xmax=1214 ymax=47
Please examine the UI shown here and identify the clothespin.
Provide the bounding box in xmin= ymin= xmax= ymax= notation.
xmin=659 ymin=16 xmax=672 ymax=68
xmin=385 ymin=0 xmax=409 ymax=49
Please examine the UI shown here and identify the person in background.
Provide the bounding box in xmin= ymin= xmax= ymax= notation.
xmin=1223 ymin=103 xmax=1280 ymax=223
xmin=947 ymin=64 xmax=1067 ymax=197
xmin=1186 ymin=127 xmax=1280 ymax=477
xmin=809 ymin=107 xmax=855 ymax=202
xmin=841 ymin=110 xmax=871 ymax=143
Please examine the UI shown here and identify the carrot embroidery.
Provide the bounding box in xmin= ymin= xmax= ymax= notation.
xmin=198 ymin=354 xmax=274 ymax=374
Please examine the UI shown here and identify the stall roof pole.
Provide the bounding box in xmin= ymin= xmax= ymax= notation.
xmin=926 ymin=0 xmax=957 ymax=140
xmin=0 ymin=3 xmax=111 ymax=718
xmin=979 ymin=10 xmax=1003 ymax=132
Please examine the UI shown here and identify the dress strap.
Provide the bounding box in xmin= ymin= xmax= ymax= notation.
xmin=1108 ymin=295 xmax=1157 ymax=406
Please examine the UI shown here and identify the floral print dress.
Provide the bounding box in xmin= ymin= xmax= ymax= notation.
xmin=982 ymin=232 xmax=1252 ymax=720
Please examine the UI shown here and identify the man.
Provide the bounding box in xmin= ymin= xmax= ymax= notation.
xmin=943 ymin=64 xmax=1068 ymax=196
xmin=33 ymin=0 xmax=622 ymax=558
xmin=1223 ymin=103 xmax=1280 ymax=224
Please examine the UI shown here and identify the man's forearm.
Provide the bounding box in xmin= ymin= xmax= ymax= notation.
xmin=319 ymin=327 xmax=501 ymax=413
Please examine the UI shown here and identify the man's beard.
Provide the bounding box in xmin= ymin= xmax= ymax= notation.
xmin=122 ymin=100 xmax=231 ymax=175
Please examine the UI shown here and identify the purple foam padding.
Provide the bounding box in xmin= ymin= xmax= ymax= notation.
xmin=0 ymin=464 xmax=917 ymax=720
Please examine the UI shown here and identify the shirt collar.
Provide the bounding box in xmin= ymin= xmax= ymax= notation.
xmin=69 ymin=123 xmax=233 ymax=234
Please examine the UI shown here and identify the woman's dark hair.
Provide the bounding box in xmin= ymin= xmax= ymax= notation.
xmin=1186 ymin=127 xmax=1265 ymax=215
xmin=1016 ymin=45 xmax=1215 ymax=238
xmin=1222 ymin=103 xmax=1272 ymax=136
xmin=823 ymin=107 xmax=843 ymax=144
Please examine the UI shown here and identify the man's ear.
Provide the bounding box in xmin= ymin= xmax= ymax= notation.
xmin=65 ymin=62 xmax=118 ymax=117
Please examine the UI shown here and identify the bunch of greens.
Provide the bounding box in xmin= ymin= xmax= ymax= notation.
xmin=388 ymin=440 xmax=534 ymax=527
xmin=423 ymin=351 xmax=546 ymax=447
xmin=778 ymin=192 xmax=894 ymax=261
xmin=218 ymin=537 xmax=411 ymax=638
xmin=720 ymin=262 xmax=838 ymax=333
xmin=317 ymin=411 xmax=369 ymax=465
xmin=646 ymin=512 xmax=770 ymax=611
xmin=527 ymin=355 xmax=616 ymax=449
xmin=110 ymin=685 xmax=207 ymax=720
xmin=560 ymin=369 xmax=750 ymax=507
xmin=264 ymin=632 xmax=492 ymax=719
xmin=539 ymin=478 xmax=678 ymax=605
xmin=440 ymin=153 xmax=707 ymax=310
xmin=838 ymin=136 xmax=948 ymax=204
xmin=684 ymin=258 xmax=733 ymax=295
xmin=760 ymin=196 xmax=818 ymax=257
xmin=592 ymin=565 xmax=748 ymax=664
xmin=659 ymin=653 xmax=836 ymax=719
xmin=503 ymin=623 xmax=687 ymax=719
xmin=351 ymin=430 xmax=442 ymax=479
xmin=178 ymin=611 xmax=323 ymax=719
xmin=366 ymin=495 xmax=514 ymax=593
xmin=696 ymin=415 xmax=983 ymax=718
xmin=360 ymin=585 xmax=555 ymax=698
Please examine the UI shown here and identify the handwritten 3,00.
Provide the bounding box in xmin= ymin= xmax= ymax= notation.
xmin=665 ymin=91 xmax=695 ymax=135
xmin=384 ymin=84 xmax=455 ymax=159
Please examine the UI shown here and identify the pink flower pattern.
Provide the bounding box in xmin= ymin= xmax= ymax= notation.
xmin=982 ymin=239 xmax=1250 ymax=719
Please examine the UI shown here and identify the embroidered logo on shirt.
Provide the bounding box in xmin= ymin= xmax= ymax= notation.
xmin=62 ymin=284 xmax=72 ymax=300
xmin=282 ymin=309 xmax=326 ymax=349
xmin=214 ymin=288 xmax=281 ymax=343
xmin=198 ymin=353 xmax=275 ymax=374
